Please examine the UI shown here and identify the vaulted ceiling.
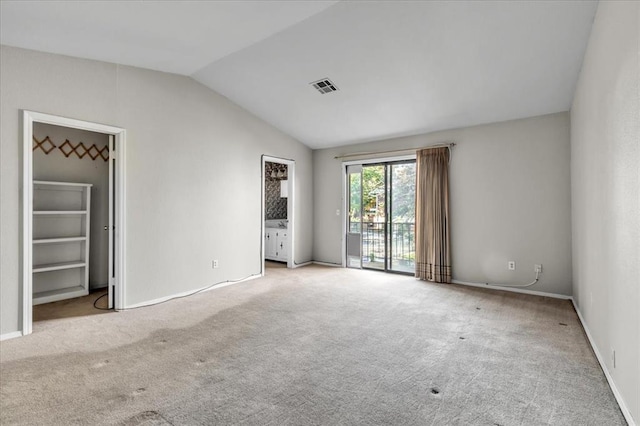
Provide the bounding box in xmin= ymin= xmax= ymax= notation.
xmin=1 ymin=1 xmax=597 ymax=149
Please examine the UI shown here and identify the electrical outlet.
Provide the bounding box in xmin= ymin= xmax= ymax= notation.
xmin=336 ymin=209 xmax=340 ymax=216
xmin=534 ymin=264 xmax=543 ymax=273
xmin=508 ymin=261 xmax=516 ymax=270
xmin=212 ymin=260 xmax=219 ymax=269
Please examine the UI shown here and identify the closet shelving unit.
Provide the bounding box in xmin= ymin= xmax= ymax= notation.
xmin=32 ymin=180 xmax=92 ymax=305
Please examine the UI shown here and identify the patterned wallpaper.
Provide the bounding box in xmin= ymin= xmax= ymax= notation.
xmin=265 ymin=163 xmax=287 ymax=220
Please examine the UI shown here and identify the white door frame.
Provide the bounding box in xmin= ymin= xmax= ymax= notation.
xmin=261 ymin=155 xmax=295 ymax=274
xmin=22 ymin=110 xmax=127 ymax=335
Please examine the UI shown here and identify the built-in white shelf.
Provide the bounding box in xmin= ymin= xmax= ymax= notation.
xmin=32 ymin=181 xmax=92 ymax=304
xmin=33 ymin=210 xmax=87 ymax=215
xmin=34 ymin=180 xmax=92 ymax=188
xmin=33 ymin=236 xmax=87 ymax=245
xmin=33 ymin=261 xmax=86 ymax=273
xmin=33 ymin=286 xmax=88 ymax=306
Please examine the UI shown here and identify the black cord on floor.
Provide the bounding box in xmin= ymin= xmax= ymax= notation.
xmin=93 ymin=293 xmax=110 ymax=310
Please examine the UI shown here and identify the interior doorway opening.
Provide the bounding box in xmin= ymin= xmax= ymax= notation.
xmin=345 ymin=158 xmax=416 ymax=274
xmin=261 ymin=155 xmax=295 ymax=273
xmin=22 ymin=111 xmax=126 ymax=336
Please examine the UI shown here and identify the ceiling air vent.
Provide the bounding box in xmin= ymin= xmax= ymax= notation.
xmin=311 ymin=78 xmax=338 ymax=94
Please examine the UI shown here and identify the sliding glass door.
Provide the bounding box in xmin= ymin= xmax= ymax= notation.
xmin=346 ymin=160 xmax=416 ymax=274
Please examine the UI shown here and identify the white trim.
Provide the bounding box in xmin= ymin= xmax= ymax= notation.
xmin=22 ymin=110 xmax=127 ymax=337
xmin=341 ymin=163 xmax=347 ymax=268
xmin=25 ymin=112 xmax=124 ymax=134
xmin=115 ymin=131 xmax=127 ymax=309
xmin=0 ymin=331 xmax=23 ymax=341
xmin=124 ymin=274 xmax=261 ymax=309
xmin=451 ymin=279 xmax=572 ymax=300
xmin=108 ymin=134 xmax=115 ymax=310
xmin=288 ymin=161 xmax=295 ymax=269
xmin=22 ymin=111 xmax=34 ymax=336
xmin=572 ymin=299 xmax=636 ymax=426
xmin=292 ymin=261 xmax=313 ymax=268
xmin=261 ymin=156 xmax=296 ymax=272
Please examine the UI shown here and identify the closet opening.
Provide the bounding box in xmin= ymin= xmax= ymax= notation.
xmin=22 ymin=111 xmax=126 ymax=336
xmin=261 ymin=155 xmax=295 ymax=273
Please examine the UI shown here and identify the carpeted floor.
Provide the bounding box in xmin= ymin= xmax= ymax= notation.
xmin=0 ymin=265 xmax=626 ymax=425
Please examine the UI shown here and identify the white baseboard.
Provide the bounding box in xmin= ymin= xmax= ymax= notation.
xmin=123 ymin=274 xmax=262 ymax=310
xmin=451 ymin=279 xmax=572 ymax=300
xmin=292 ymin=261 xmax=313 ymax=268
xmin=572 ymin=299 xmax=636 ymax=426
xmin=313 ymin=261 xmax=343 ymax=267
xmin=0 ymin=331 xmax=23 ymax=341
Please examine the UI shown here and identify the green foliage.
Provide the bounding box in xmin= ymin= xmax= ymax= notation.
xmin=349 ymin=173 xmax=362 ymax=221
xmin=349 ymin=162 xmax=415 ymax=223
xmin=362 ymin=165 xmax=385 ymax=216
xmin=391 ymin=163 xmax=415 ymax=222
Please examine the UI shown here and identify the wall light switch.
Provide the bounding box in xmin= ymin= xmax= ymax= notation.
xmin=336 ymin=209 xmax=340 ymax=216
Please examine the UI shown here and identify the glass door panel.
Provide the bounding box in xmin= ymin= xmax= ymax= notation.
xmin=346 ymin=166 xmax=362 ymax=268
xmin=389 ymin=162 xmax=416 ymax=273
xmin=362 ymin=165 xmax=386 ymax=270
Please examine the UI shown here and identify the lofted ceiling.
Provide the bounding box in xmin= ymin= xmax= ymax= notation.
xmin=1 ymin=1 xmax=597 ymax=149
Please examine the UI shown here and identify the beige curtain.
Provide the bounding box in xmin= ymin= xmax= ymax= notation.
xmin=415 ymin=147 xmax=451 ymax=283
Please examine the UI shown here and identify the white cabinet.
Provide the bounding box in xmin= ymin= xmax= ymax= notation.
xmin=275 ymin=230 xmax=288 ymax=260
xmin=265 ymin=227 xmax=288 ymax=262
xmin=32 ymin=181 xmax=92 ymax=305
xmin=265 ymin=228 xmax=277 ymax=260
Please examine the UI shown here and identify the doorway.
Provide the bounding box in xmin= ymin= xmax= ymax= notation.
xmin=346 ymin=159 xmax=416 ymax=274
xmin=22 ymin=111 xmax=126 ymax=336
xmin=261 ymin=155 xmax=295 ymax=273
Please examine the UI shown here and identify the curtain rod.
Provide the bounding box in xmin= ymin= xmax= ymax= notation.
xmin=334 ymin=143 xmax=455 ymax=160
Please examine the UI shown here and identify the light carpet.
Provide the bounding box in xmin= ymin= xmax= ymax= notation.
xmin=0 ymin=265 xmax=626 ymax=425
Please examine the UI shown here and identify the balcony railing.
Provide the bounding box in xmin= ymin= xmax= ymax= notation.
xmin=349 ymin=222 xmax=415 ymax=272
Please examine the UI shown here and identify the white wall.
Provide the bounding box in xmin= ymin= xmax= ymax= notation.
xmin=33 ymin=123 xmax=110 ymax=289
xmin=0 ymin=45 xmax=313 ymax=335
xmin=313 ymin=112 xmax=572 ymax=295
xmin=570 ymin=1 xmax=639 ymax=423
